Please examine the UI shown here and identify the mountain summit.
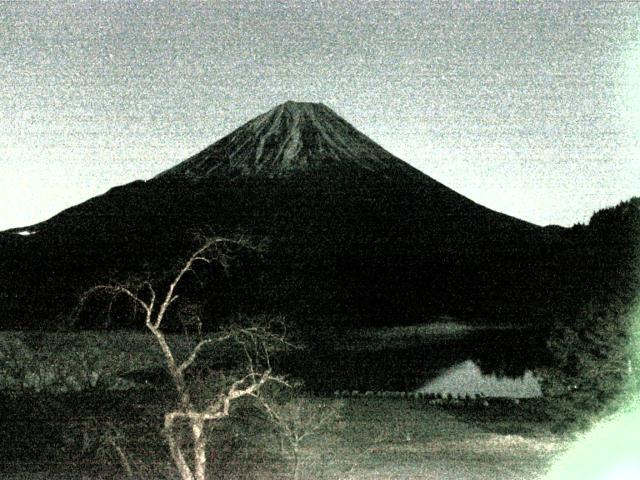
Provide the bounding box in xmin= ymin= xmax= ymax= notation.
xmin=159 ymin=101 xmax=404 ymax=178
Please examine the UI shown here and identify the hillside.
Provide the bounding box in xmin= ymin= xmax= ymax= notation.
xmin=0 ymin=102 xmax=571 ymax=329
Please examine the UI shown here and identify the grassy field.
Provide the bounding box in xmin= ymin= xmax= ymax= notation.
xmin=0 ymin=392 xmax=565 ymax=479
xmin=0 ymin=329 xmax=566 ymax=479
xmin=283 ymin=397 xmax=563 ymax=480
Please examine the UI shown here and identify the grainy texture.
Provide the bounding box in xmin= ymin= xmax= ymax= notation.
xmin=1 ymin=1 xmax=639 ymax=229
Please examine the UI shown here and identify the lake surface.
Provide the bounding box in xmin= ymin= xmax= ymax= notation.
xmin=280 ymin=323 xmax=550 ymax=394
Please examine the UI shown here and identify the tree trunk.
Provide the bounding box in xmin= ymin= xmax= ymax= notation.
xmin=293 ymin=445 xmax=301 ymax=480
xmin=165 ymin=414 xmax=195 ymax=480
xmin=193 ymin=416 xmax=208 ymax=480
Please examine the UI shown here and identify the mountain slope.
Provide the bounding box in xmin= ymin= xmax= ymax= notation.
xmin=158 ymin=101 xmax=415 ymax=177
xmin=1 ymin=101 xmax=556 ymax=329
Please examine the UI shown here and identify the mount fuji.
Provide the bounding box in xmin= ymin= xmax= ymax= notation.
xmin=0 ymin=101 xmax=561 ymax=329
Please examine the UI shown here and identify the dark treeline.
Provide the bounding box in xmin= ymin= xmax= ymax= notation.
xmin=538 ymin=197 xmax=640 ymax=431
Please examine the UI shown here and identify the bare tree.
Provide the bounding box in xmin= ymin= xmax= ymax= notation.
xmin=261 ymin=396 xmax=343 ymax=480
xmin=80 ymin=237 xmax=289 ymax=480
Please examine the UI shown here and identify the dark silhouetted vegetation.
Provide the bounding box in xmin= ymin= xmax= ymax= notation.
xmin=538 ymin=198 xmax=640 ymax=432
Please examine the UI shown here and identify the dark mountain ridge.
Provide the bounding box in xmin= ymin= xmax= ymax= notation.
xmin=0 ymin=101 xmax=618 ymax=330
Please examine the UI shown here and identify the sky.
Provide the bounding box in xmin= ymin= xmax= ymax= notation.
xmin=1 ymin=0 xmax=639 ymax=230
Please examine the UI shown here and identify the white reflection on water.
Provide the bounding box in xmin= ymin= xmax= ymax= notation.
xmin=418 ymin=359 xmax=542 ymax=398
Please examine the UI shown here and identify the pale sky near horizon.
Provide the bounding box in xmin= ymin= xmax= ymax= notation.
xmin=1 ymin=0 xmax=639 ymax=230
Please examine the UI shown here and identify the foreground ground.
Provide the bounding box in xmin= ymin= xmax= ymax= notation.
xmin=0 ymin=392 xmax=565 ymax=479
xmin=0 ymin=329 xmax=565 ymax=479
xmin=285 ymin=397 xmax=564 ymax=480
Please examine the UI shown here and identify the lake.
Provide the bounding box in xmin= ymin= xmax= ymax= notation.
xmin=279 ymin=322 xmax=550 ymax=395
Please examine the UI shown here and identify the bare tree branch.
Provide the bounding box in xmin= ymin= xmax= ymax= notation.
xmin=78 ymin=236 xmax=288 ymax=480
xmin=260 ymin=396 xmax=342 ymax=480
xmin=82 ymin=285 xmax=152 ymax=317
xmin=176 ymin=331 xmax=235 ymax=375
xmin=154 ymin=237 xmax=238 ymax=330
